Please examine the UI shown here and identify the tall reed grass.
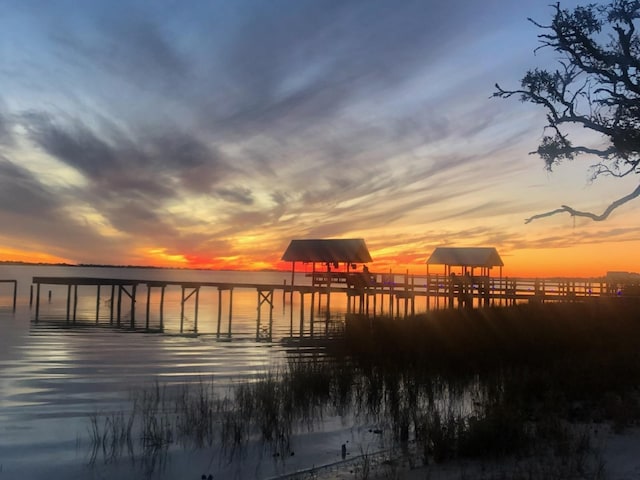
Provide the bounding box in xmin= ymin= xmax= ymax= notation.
xmin=87 ymin=301 xmax=638 ymax=478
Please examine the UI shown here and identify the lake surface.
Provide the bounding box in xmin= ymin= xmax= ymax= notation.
xmin=0 ymin=265 xmax=375 ymax=480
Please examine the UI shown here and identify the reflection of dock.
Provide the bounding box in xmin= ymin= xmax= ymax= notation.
xmin=32 ymin=276 xmax=305 ymax=339
xmin=31 ymin=276 xmax=370 ymax=339
xmin=28 ymin=273 xmax=640 ymax=338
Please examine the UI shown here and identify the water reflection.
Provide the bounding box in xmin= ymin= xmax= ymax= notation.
xmin=79 ymin=348 xmax=493 ymax=480
xmin=0 ymin=266 xmax=357 ymax=479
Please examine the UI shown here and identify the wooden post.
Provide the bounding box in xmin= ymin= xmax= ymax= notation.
xmin=484 ymin=277 xmax=490 ymax=307
xmin=426 ymin=267 xmax=430 ymax=311
xmin=160 ymin=286 xmax=165 ymax=331
xmin=256 ymin=290 xmax=262 ymax=338
xmin=96 ymin=285 xmax=101 ymax=324
xmin=130 ymin=284 xmax=137 ymax=329
xmin=299 ymin=292 xmax=305 ymax=337
xmin=66 ymin=284 xmax=71 ymax=323
xmin=290 ymin=262 xmax=295 ymax=335
xmin=366 ymin=290 xmax=370 ymax=316
xmin=73 ymin=285 xmax=78 ymax=324
xmin=269 ymin=291 xmax=273 ymax=338
xmin=194 ymin=287 xmax=200 ymax=334
xmin=227 ymin=288 xmax=233 ymax=338
xmin=325 ymin=283 xmax=331 ymax=323
xmin=390 ymin=274 xmax=395 ymax=318
xmin=35 ymin=283 xmax=41 ymax=322
xmin=12 ymin=280 xmax=16 ymax=312
xmin=310 ymin=291 xmax=315 ymax=336
xmin=180 ymin=286 xmax=185 ymax=333
xmin=110 ymin=285 xmax=115 ymax=325
xmin=117 ymin=286 xmax=122 ymax=327
xmin=217 ymin=288 xmax=222 ymax=338
xmin=146 ymin=285 xmax=151 ymax=330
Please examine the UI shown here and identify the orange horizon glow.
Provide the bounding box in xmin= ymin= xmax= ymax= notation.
xmin=2 ymin=238 xmax=639 ymax=280
xmin=0 ymin=247 xmax=74 ymax=266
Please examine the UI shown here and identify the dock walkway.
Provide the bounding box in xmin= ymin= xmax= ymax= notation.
xmin=26 ymin=273 xmax=636 ymax=338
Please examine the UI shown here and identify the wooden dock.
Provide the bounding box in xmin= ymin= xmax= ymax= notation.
xmin=26 ymin=272 xmax=639 ymax=339
xmin=30 ymin=276 xmax=360 ymax=339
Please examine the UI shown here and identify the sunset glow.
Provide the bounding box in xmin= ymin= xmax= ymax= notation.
xmin=0 ymin=1 xmax=638 ymax=279
xmin=0 ymin=247 xmax=72 ymax=266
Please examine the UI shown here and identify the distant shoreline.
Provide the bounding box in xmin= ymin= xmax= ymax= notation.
xmin=0 ymin=260 xmax=285 ymax=274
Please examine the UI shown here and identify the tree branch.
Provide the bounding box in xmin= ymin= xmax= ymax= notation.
xmin=524 ymin=183 xmax=640 ymax=223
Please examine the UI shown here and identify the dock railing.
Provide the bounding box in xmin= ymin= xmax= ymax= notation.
xmin=26 ymin=272 xmax=639 ymax=338
xmin=305 ymin=270 xmax=632 ymax=309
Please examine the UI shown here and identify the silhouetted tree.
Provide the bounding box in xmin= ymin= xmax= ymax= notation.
xmin=494 ymin=1 xmax=640 ymax=223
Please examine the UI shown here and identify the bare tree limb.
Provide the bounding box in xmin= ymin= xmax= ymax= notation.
xmin=524 ymin=183 xmax=640 ymax=223
xmin=496 ymin=2 xmax=640 ymax=224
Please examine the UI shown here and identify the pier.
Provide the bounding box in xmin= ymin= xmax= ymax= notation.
xmin=30 ymin=276 xmax=351 ymax=339
xmin=28 ymin=272 xmax=638 ymax=339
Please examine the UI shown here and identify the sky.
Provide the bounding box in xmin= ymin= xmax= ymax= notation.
xmin=0 ymin=0 xmax=638 ymax=278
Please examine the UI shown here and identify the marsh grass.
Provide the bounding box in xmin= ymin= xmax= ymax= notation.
xmin=87 ymin=301 xmax=640 ymax=477
xmin=344 ymin=301 xmax=640 ymax=416
xmin=88 ymin=408 xmax=135 ymax=464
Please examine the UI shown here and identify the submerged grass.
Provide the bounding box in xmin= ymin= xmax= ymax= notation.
xmin=87 ymin=300 xmax=640 ymax=478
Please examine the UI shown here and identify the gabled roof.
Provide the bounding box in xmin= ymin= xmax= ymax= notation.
xmin=426 ymin=247 xmax=503 ymax=268
xmin=282 ymin=238 xmax=372 ymax=263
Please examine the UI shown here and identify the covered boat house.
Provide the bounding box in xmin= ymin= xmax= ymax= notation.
xmin=426 ymin=247 xmax=504 ymax=308
xmin=281 ymin=238 xmax=373 ymax=287
xmin=281 ymin=238 xmax=375 ymax=325
xmin=426 ymin=247 xmax=504 ymax=277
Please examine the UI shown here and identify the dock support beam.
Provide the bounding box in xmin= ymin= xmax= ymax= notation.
xmin=160 ymin=286 xmax=165 ymax=331
xmin=11 ymin=280 xmax=16 ymax=311
xmin=228 ymin=288 xmax=233 ymax=338
xmin=110 ymin=285 xmax=115 ymax=325
xmin=115 ymin=284 xmax=137 ymax=328
xmin=256 ymin=288 xmax=274 ymax=340
xmin=216 ymin=287 xmax=234 ymax=338
xmin=35 ymin=283 xmax=41 ymax=321
xmin=299 ymin=292 xmax=306 ymax=337
xmin=96 ymin=285 xmax=101 ymax=324
xmin=73 ymin=284 xmax=78 ymax=324
xmin=180 ymin=286 xmax=200 ymax=334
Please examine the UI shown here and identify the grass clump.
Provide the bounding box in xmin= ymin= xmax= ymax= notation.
xmin=87 ymin=301 xmax=640 ymax=478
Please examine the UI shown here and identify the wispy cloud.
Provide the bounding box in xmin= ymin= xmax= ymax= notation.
xmin=0 ymin=0 xmax=633 ymax=274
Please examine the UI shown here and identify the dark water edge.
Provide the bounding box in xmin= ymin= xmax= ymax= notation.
xmin=0 ymin=266 xmax=360 ymax=479
xmin=2 ymin=266 xmax=640 ymax=479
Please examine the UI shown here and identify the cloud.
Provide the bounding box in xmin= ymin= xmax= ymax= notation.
xmin=0 ymin=97 xmax=17 ymax=148
xmin=21 ymin=111 xmax=117 ymax=177
xmin=46 ymin=2 xmax=191 ymax=93
xmin=1 ymin=0 xmax=621 ymax=270
xmin=182 ymin=0 xmax=526 ymax=142
xmin=20 ymin=109 xmax=230 ymax=196
xmin=215 ymin=186 xmax=254 ymax=206
xmin=0 ymin=156 xmax=125 ymax=261
xmin=0 ymin=157 xmax=60 ymax=216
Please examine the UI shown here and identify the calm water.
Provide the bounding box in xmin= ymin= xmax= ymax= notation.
xmin=0 ymin=265 xmax=371 ymax=480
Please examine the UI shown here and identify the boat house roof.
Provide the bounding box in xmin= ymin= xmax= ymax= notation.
xmin=282 ymin=238 xmax=372 ymax=263
xmin=426 ymin=247 xmax=504 ymax=268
